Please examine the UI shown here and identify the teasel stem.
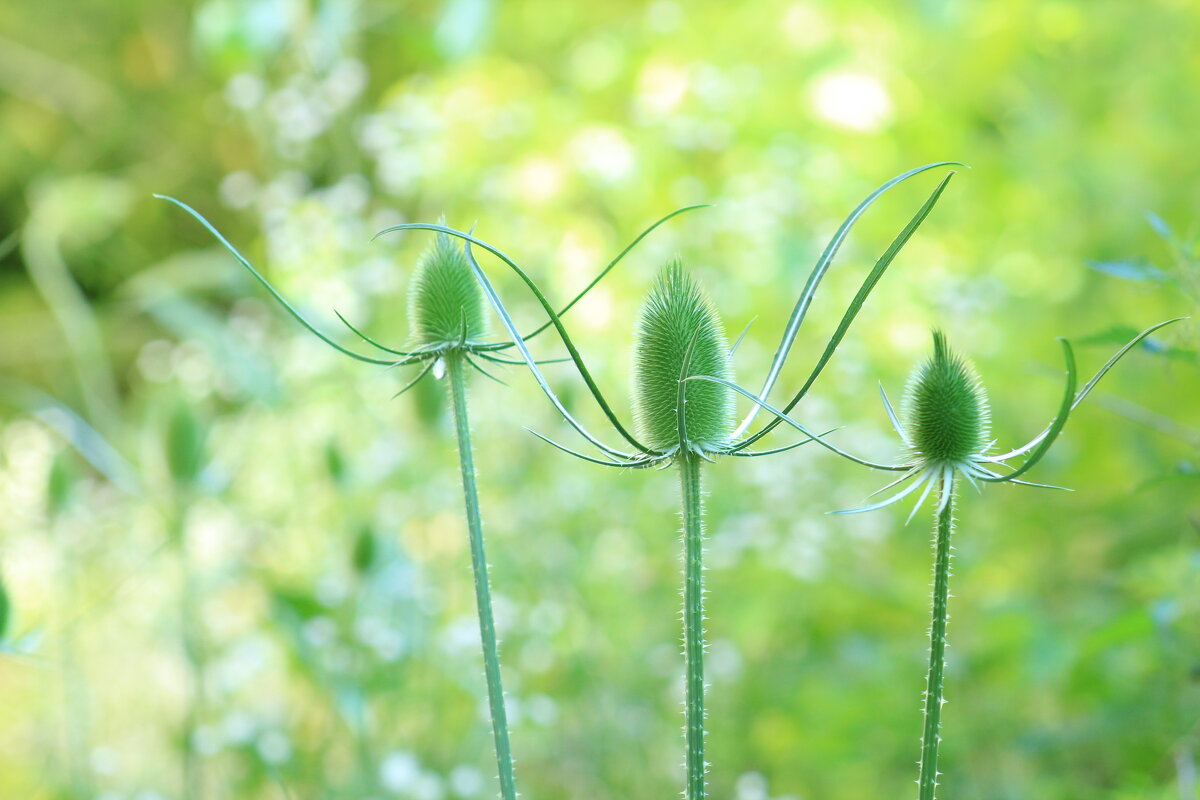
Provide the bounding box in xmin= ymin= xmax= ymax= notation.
xmin=679 ymin=451 xmax=707 ymax=800
xmin=445 ymin=352 xmax=518 ymax=800
xmin=918 ymin=475 xmax=956 ymax=800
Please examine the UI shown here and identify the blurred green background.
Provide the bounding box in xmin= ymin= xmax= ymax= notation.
xmin=1 ymin=1 xmax=1198 ymax=798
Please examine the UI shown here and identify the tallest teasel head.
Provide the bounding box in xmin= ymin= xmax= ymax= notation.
xmin=407 ymin=228 xmax=488 ymax=350
xmin=633 ymin=260 xmax=734 ymax=454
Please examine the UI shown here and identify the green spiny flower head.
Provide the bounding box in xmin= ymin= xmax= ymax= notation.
xmin=407 ymin=226 xmax=488 ymax=350
xmin=633 ymin=260 xmax=734 ymax=454
xmin=902 ymin=330 xmax=991 ymax=465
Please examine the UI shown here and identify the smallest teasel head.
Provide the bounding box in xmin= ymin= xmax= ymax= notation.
xmin=902 ymin=330 xmax=991 ymax=467
xmin=154 ymin=196 xmax=567 ymax=401
xmin=407 ymin=227 xmax=489 ymax=352
xmin=812 ymin=319 xmax=1184 ymax=521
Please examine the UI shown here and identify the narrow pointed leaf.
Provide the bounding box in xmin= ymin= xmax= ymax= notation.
xmin=982 ymin=339 xmax=1077 ymax=483
xmin=157 ymin=195 xmax=395 ymax=366
xmin=734 ymin=162 xmax=963 ymax=436
xmin=334 ymin=310 xmax=411 ymax=356
xmin=739 ymin=170 xmax=956 ymax=448
xmin=690 ymin=375 xmax=908 ymax=471
xmin=519 ymin=204 xmax=708 ymax=342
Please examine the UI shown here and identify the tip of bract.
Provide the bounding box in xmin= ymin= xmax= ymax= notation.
xmin=903 ymin=329 xmax=990 ymax=464
xmin=406 ymin=222 xmax=487 ymax=350
xmin=632 ymin=259 xmax=734 ymax=454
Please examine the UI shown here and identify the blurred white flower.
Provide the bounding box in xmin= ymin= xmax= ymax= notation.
xmin=809 ymin=70 xmax=893 ymax=131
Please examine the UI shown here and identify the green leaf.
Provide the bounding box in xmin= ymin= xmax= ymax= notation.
xmin=1077 ymin=325 xmax=1194 ymax=361
xmin=1087 ymin=260 xmax=1167 ymax=283
xmin=156 ymin=195 xmax=398 ymax=366
xmin=325 ymin=440 xmax=349 ymax=489
xmin=352 ymin=524 xmax=378 ymax=575
xmin=736 ymin=162 xmax=962 ymax=437
xmin=47 ymin=452 xmax=76 ymax=516
xmin=737 ymin=170 xmax=957 ymax=449
xmin=166 ymin=402 xmax=207 ymax=488
xmin=0 ymin=576 xmax=10 ymax=642
xmin=1145 ymin=211 xmax=1173 ymax=242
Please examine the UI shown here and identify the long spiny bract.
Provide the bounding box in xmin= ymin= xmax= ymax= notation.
xmin=903 ymin=331 xmax=990 ymax=465
xmin=407 ymin=228 xmax=488 ymax=350
xmin=633 ymin=261 xmax=734 ymax=454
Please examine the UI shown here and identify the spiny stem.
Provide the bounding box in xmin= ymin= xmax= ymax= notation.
xmin=918 ymin=479 xmax=956 ymax=800
xmin=445 ymin=352 xmax=518 ymax=800
xmin=679 ymin=452 xmax=707 ymax=800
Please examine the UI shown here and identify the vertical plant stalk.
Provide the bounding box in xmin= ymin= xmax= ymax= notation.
xmin=174 ymin=508 xmax=205 ymax=800
xmin=445 ymin=352 xmax=518 ymax=800
xmin=58 ymin=545 xmax=93 ymax=797
xmin=918 ymin=478 xmax=955 ymax=800
xmin=679 ymin=451 xmax=707 ymax=800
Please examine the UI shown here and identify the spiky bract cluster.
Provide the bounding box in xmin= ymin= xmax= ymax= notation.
xmin=903 ymin=330 xmax=990 ymax=465
xmin=633 ymin=260 xmax=734 ymax=454
xmin=407 ymin=230 xmax=488 ymax=349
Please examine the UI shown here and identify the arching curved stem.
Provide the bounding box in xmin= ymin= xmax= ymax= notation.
xmin=736 ymin=170 xmax=957 ymax=449
xmin=444 ymin=353 xmax=518 ymax=800
xmin=734 ymin=163 xmax=962 ymax=437
xmin=516 ymin=204 xmax=708 ymax=343
xmin=981 ymin=339 xmax=1076 ymax=483
xmin=688 ymin=375 xmax=909 ymax=471
xmin=335 ymin=310 xmax=408 ymax=356
xmin=918 ymin=472 xmax=956 ymax=800
xmin=983 ymin=318 xmax=1185 ymax=475
xmin=156 ymin=196 xmax=398 ymax=366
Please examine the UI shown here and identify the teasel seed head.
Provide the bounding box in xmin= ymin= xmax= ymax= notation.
xmin=903 ymin=330 xmax=991 ymax=465
xmin=407 ymin=226 xmax=488 ymax=350
xmin=633 ymin=260 xmax=734 ymax=454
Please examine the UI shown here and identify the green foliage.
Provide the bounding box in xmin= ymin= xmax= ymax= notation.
xmin=406 ymin=230 xmax=488 ymax=350
xmin=0 ymin=574 xmax=9 ymax=642
xmin=351 ymin=523 xmax=378 ymax=575
xmin=47 ymin=451 xmax=75 ymax=516
xmin=633 ymin=261 xmax=733 ymax=454
xmin=324 ymin=440 xmax=349 ymax=489
xmin=903 ymin=331 xmax=990 ymax=464
xmin=166 ymin=402 xmax=207 ymax=488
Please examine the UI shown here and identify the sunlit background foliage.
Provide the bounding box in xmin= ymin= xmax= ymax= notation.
xmin=1 ymin=1 xmax=1198 ymax=798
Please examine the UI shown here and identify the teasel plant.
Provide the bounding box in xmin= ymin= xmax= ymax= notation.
xmin=157 ymin=194 xmax=703 ymax=800
xmin=692 ymin=320 xmax=1183 ymax=799
xmin=378 ymin=162 xmax=961 ymax=799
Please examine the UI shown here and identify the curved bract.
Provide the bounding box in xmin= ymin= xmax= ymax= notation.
xmin=633 ymin=261 xmax=733 ymax=454
xmin=407 ymin=229 xmax=488 ymax=349
xmin=404 ymin=165 xmax=960 ymax=469
xmin=156 ymin=196 xmax=704 ymax=403
xmin=708 ymin=319 xmax=1184 ymax=516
